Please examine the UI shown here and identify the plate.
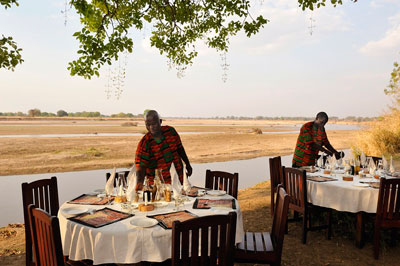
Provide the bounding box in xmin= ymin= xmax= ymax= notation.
xmin=352 ymin=183 xmax=370 ymax=188
xmin=62 ymin=207 xmax=88 ymax=218
xmin=207 ymin=190 xmax=227 ymax=196
xmin=153 ymin=202 xmax=169 ymax=208
xmin=130 ymin=217 xmax=159 ymax=228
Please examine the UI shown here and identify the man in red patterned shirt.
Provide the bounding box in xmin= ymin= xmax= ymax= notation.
xmin=135 ymin=110 xmax=192 ymax=189
xmin=292 ymin=112 xmax=343 ymax=167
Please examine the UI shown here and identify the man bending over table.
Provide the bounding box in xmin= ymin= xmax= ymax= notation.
xmin=135 ymin=110 xmax=192 ymax=189
xmin=292 ymin=111 xmax=344 ymax=168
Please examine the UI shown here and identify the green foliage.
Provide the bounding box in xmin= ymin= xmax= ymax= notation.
xmin=0 ymin=35 xmax=23 ymax=71
xmin=68 ymin=111 xmax=102 ymax=117
xmin=28 ymin=108 xmax=41 ymax=117
xmin=0 ymin=1 xmax=22 ymax=71
xmin=384 ymin=62 xmax=400 ymax=106
xmin=111 ymin=112 xmax=134 ymax=118
xmin=67 ymin=0 xmax=272 ymax=79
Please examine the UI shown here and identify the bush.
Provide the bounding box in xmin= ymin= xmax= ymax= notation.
xmin=356 ymin=110 xmax=400 ymax=156
xmin=121 ymin=122 xmax=138 ymax=127
xmin=251 ymin=128 xmax=263 ymax=134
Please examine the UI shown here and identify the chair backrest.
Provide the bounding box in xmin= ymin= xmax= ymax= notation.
xmin=28 ymin=204 xmax=64 ymax=266
xmin=21 ymin=176 xmax=59 ymax=266
xmin=282 ymin=167 xmax=307 ymax=213
xmin=106 ymin=170 xmax=129 ymax=187
xmin=205 ymin=170 xmax=239 ymax=199
xmin=271 ymin=185 xmax=290 ymax=261
xmin=269 ymin=156 xmax=282 ymax=191
xmin=172 ymin=212 xmax=237 ymax=266
xmin=376 ymin=178 xmax=400 ymax=227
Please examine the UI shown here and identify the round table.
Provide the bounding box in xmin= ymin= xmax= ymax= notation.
xmin=58 ymin=193 xmax=244 ymax=265
xmin=306 ymin=169 xmax=398 ymax=247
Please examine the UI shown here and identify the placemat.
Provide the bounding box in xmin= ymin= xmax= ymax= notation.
xmin=68 ymin=194 xmax=114 ymax=205
xmin=359 ymin=181 xmax=380 ymax=189
xmin=307 ymin=176 xmax=337 ymax=182
xmin=182 ymin=186 xmax=207 ymax=197
xmin=149 ymin=211 xmax=197 ymax=229
xmin=68 ymin=207 xmax=133 ymax=228
xmin=193 ymin=199 xmax=236 ymax=209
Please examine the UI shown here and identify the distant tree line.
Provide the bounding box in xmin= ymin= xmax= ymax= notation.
xmin=210 ymin=116 xmax=377 ymax=122
xmin=0 ymin=109 xmax=144 ymax=118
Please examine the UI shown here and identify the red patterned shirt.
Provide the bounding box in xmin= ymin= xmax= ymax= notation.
xmin=135 ymin=126 xmax=184 ymax=184
xmin=292 ymin=122 xmax=329 ymax=167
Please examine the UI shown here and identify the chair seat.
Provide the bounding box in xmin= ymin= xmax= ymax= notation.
xmin=235 ymin=232 xmax=277 ymax=263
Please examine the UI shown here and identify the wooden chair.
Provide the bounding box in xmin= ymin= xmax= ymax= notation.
xmin=28 ymin=204 xmax=64 ymax=266
xmin=374 ymin=177 xmax=400 ymax=259
xmin=205 ymin=170 xmax=238 ymax=199
xmin=282 ymin=167 xmax=332 ymax=244
xmin=235 ymin=185 xmax=289 ymax=266
xmin=171 ymin=212 xmax=237 ymax=266
xmin=269 ymin=156 xmax=283 ymax=216
xmin=106 ymin=170 xmax=129 ymax=187
xmin=22 ymin=176 xmax=59 ymax=266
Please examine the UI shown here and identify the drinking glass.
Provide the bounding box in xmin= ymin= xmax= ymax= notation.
xmin=174 ymin=195 xmax=184 ymax=211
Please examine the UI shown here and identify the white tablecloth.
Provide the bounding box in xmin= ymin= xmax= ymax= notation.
xmin=58 ymin=194 xmax=244 ymax=265
xmin=307 ymin=171 xmax=382 ymax=213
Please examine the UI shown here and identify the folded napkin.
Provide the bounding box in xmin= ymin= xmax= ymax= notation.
xmin=368 ymin=158 xmax=377 ymax=175
xmin=105 ymin=167 xmax=116 ymax=196
xmin=170 ymin=163 xmax=182 ymax=199
xmin=382 ymin=155 xmax=389 ymax=171
xmin=126 ymin=166 xmax=137 ymax=202
xmin=183 ymin=165 xmax=192 ymax=193
xmin=390 ymin=156 xmax=395 ymax=174
xmin=360 ymin=152 xmax=367 ymax=167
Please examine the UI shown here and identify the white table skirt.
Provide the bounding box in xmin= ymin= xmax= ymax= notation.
xmin=59 ymin=194 xmax=244 ymax=265
xmin=307 ymin=171 xmax=383 ymax=213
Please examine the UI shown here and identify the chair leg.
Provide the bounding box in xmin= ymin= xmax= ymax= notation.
xmin=374 ymin=226 xmax=380 ymax=259
xmin=271 ymin=191 xmax=275 ymax=217
xmin=302 ymin=214 xmax=307 ymax=244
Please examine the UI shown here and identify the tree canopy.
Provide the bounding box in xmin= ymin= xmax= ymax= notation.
xmin=1 ymin=0 xmax=354 ymax=78
xmin=385 ymin=62 xmax=400 ymax=107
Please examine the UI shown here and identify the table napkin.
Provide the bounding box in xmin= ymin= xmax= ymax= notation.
xmin=360 ymin=152 xmax=367 ymax=167
xmin=170 ymin=163 xmax=182 ymax=199
xmin=382 ymin=155 xmax=388 ymax=171
xmin=126 ymin=166 xmax=137 ymax=202
xmin=368 ymin=158 xmax=377 ymax=175
xmin=390 ymin=156 xmax=395 ymax=174
xmin=183 ymin=165 xmax=192 ymax=193
xmin=105 ymin=167 xmax=116 ymax=196
xmin=317 ymin=155 xmax=323 ymax=168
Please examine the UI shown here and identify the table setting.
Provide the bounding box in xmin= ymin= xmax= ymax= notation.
xmin=58 ymin=165 xmax=244 ymax=264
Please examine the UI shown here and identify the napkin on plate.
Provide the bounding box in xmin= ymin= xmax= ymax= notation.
xmin=382 ymin=155 xmax=389 ymax=171
xmin=170 ymin=163 xmax=182 ymax=199
xmin=360 ymin=152 xmax=367 ymax=167
xmin=390 ymin=156 xmax=395 ymax=174
xmin=183 ymin=165 xmax=192 ymax=193
xmin=105 ymin=167 xmax=116 ymax=196
xmin=368 ymin=158 xmax=377 ymax=175
xmin=126 ymin=165 xmax=137 ymax=202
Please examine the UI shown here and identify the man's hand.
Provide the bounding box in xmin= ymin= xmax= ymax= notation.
xmin=135 ymin=182 xmax=143 ymax=192
xmin=186 ymin=164 xmax=193 ymax=177
xmin=334 ymin=151 xmax=344 ymax=160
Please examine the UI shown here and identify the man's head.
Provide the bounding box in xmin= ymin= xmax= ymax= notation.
xmin=145 ymin=110 xmax=162 ymax=136
xmin=315 ymin=112 xmax=328 ymax=128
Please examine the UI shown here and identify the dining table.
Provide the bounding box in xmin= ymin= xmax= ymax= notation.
xmin=58 ymin=189 xmax=244 ymax=265
xmin=306 ymin=168 xmax=398 ymax=248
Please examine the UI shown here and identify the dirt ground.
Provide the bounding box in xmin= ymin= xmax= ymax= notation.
xmin=1 ymin=181 xmax=399 ymax=266
xmin=0 ymin=119 xmax=356 ymax=176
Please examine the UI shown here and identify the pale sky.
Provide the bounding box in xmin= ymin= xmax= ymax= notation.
xmin=1 ymin=0 xmax=399 ymax=118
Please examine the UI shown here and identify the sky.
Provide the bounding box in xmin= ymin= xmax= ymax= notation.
xmin=0 ymin=0 xmax=399 ymax=118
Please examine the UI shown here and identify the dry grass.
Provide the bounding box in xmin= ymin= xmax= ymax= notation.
xmin=356 ymin=110 xmax=400 ymax=156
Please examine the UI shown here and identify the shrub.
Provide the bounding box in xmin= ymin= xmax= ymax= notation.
xmin=121 ymin=122 xmax=138 ymax=127
xmin=356 ymin=110 xmax=400 ymax=156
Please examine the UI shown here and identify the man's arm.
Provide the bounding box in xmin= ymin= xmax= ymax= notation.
xmin=324 ymin=143 xmax=344 ymax=159
xmin=135 ymin=167 xmax=146 ymax=191
xmin=311 ymin=143 xmax=334 ymax=156
xmin=177 ymin=146 xmax=192 ymax=176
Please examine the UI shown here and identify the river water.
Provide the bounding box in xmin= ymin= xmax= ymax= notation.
xmin=0 ymin=154 xmax=294 ymax=226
